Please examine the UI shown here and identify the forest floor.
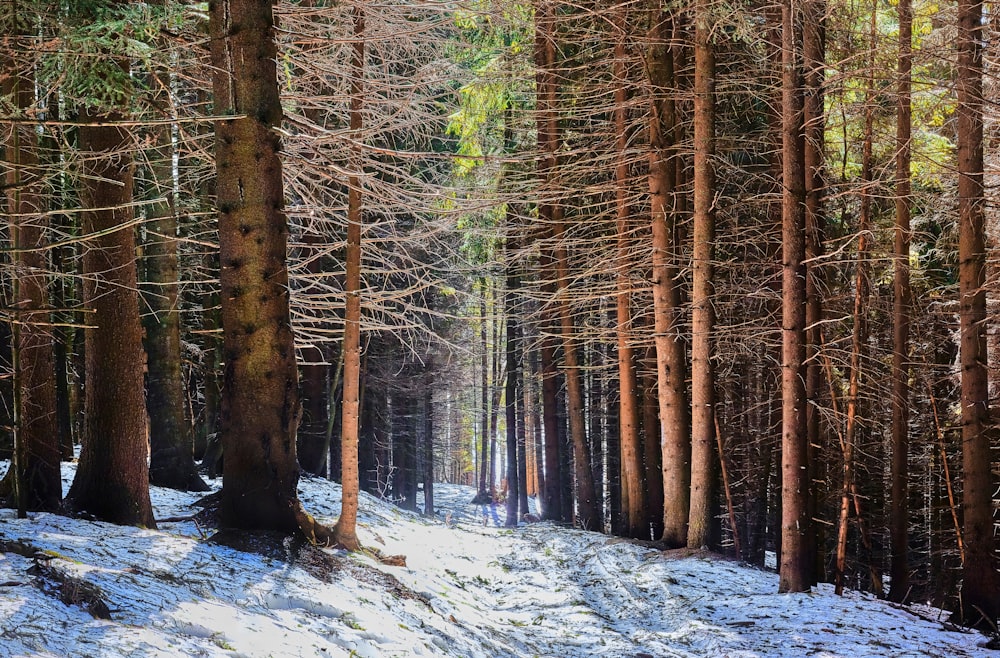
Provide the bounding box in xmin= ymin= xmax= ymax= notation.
xmin=0 ymin=461 xmax=994 ymax=657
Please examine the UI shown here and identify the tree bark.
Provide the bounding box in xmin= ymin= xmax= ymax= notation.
xmin=67 ymin=111 xmax=155 ymax=528
xmin=648 ymin=8 xmax=690 ymax=548
xmin=3 ymin=21 xmax=62 ymax=512
xmin=210 ymin=0 xmax=328 ymax=540
xmin=332 ymin=2 xmax=366 ymax=550
xmin=888 ymin=0 xmax=912 ymax=603
xmin=144 ymin=51 xmax=208 ymax=491
xmin=778 ymin=0 xmax=810 ymax=593
xmin=613 ymin=5 xmax=644 ymax=538
xmin=688 ymin=0 xmax=716 ymax=549
xmin=955 ymin=0 xmax=1000 ymax=626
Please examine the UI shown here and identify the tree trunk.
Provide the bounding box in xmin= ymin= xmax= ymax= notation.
xmin=955 ymin=0 xmax=1000 ymax=626
xmin=649 ymin=8 xmax=691 ymax=548
xmin=66 ymin=111 xmax=155 ymax=528
xmin=210 ymin=0 xmax=328 ymax=540
xmin=144 ymin=55 xmax=208 ymax=491
xmin=802 ymin=0 xmax=826 ymax=586
xmin=332 ymin=2 xmax=366 ymax=550
xmin=688 ymin=0 xmax=716 ymax=549
xmin=778 ymin=0 xmax=810 ymax=593
xmin=613 ymin=6 xmax=645 ymax=539
xmin=888 ymin=0 xmax=912 ymax=603
xmin=3 ymin=26 xmax=62 ymax=512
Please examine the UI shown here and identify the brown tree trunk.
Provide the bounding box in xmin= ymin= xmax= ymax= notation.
xmin=540 ymin=310 xmax=563 ymax=520
xmin=210 ymin=0 xmax=327 ymax=540
xmin=955 ymin=0 xmax=1000 ymax=626
xmin=613 ymin=5 xmax=644 ymax=538
xmin=144 ymin=57 xmax=208 ymax=491
xmin=802 ymin=0 xmax=826 ymax=586
xmin=648 ymin=8 xmax=691 ymax=548
xmin=423 ymin=388 xmax=434 ymax=517
xmin=3 ymin=27 xmax=61 ymax=512
xmin=888 ymin=0 xmax=912 ymax=603
xmin=332 ymin=2 xmax=366 ymax=551
xmin=688 ymin=0 xmax=716 ymax=549
xmin=778 ymin=0 xmax=811 ymax=593
xmin=505 ymin=236 xmax=521 ymax=527
xmin=66 ymin=111 xmax=155 ymax=527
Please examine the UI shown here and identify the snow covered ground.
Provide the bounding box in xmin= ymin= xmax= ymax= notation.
xmin=0 ymin=462 xmax=993 ymax=657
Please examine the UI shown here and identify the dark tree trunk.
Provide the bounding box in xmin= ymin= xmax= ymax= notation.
xmin=423 ymin=389 xmax=434 ymax=517
xmin=3 ymin=34 xmax=61 ymax=512
xmin=778 ymin=0 xmax=810 ymax=593
xmin=955 ymin=0 xmax=1000 ymax=626
xmin=210 ymin=0 xmax=328 ymax=540
xmin=888 ymin=0 xmax=912 ymax=604
xmin=67 ymin=111 xmax=155 ymax=528
xmin=144 ymin=89 xmax=208 ymax=492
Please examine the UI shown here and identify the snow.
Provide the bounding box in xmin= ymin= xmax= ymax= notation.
xmin=0 ymin=462 xmax=993 ymax=657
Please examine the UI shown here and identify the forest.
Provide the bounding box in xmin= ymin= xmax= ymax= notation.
xmin=1 ymin=0 xmax=1000 ymax=646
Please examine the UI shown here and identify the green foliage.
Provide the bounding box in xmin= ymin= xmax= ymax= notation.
xmin=38 ymin=1 xmax=174 ymax=115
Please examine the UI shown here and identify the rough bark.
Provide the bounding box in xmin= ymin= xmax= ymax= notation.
xmin=888 ymin=0 xmax=912 ymax=604
xmin=648 ymin=8 xmax=690 ymax=548
xmin=144 ymin=76 xmax=208 ymax=491
xmin=210 ymin=0 xmax=329 ymax=542
xmin=778 ymin=0 xmax=810 ymax=593
xmin=955 ymin=0 xmax=1000 ymax=627
xmin=66 ymin=112 xmax=155 ymax=528
xmin=688 ymin=0 xmax=716 ymax=550
xmin=614 ymin=6 xmax=645 ymax=539
xmin=3 ymin=28 xmax=62 ymax=512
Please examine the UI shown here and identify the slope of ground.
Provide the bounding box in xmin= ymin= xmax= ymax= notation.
xmin=0 ymin=462 xmax=992 ymax=657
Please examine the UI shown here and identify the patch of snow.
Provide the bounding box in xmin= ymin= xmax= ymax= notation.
xmin=0 ymin=461 xmax=991 ymax=657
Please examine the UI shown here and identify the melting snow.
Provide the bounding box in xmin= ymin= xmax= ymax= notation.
xmin=0 ymin=461 xmax=992 ymax=657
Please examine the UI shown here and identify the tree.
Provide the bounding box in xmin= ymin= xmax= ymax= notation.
xmin=648 ymin=7 xmax=690 ymax=548
xmin=954 ymin=0 xmax=1000 ymax=626
xmin=65 ymin=1 xmax=155 ymax=527
xmin=613 ymin=2 xmax=644 ymax=539
xmin=888 ymin=0 xmax=912 ymax=603
xmin=778 ymin=0 xmax=810 ymax=593
xmin=2 ymin=7 xmax=61 ymax=513
xmin=331 ymin=1 xmax=366 ymax=550
xmin=144 ymin=7 xmax=208 ymax=491
xmin=687 ymin=0 xmax=717 ymax=549
xmin=210 ymin=0 xmax=328 ymax=540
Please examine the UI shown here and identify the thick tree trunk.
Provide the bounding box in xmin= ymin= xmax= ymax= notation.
xmin=778 ymin=0 xmax=811 ymax=593
xmin=210 ymin=0 xmax=329 ymax=540
xmin=955 ymin=0 xmax=1000 ymax=627
xmin=67 ymin=112 xmax=155 ymax=528
xmin=648 ymin=8 xmax=690 ymax=548
xmin=688 ymin=0 xmax=716 ymax=549
xmin=888 ymin=0 xmax=912 ymax=603
xmin=3 ymin=36 xmax=61 ymax=512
